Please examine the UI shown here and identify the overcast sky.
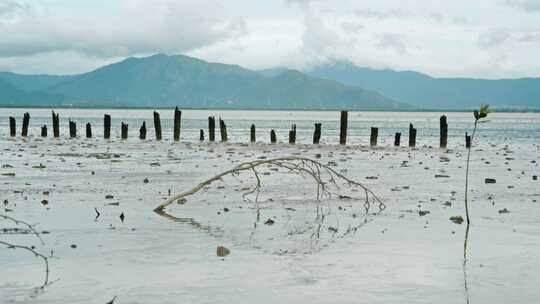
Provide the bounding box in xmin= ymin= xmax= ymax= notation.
xmin=0 ymin=0 xmax=539 ymax=78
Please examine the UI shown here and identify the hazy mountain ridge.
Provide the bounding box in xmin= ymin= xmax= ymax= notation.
xmin=0 ymin=54 xmax=407 ymax=110
xmin=306 ymin=61 xmax=540 ymax=110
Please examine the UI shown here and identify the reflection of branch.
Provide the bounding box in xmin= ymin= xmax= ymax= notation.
xmin=0 ymin=240 xmax=49 ymax=288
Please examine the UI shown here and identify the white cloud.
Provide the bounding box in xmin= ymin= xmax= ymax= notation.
xmin=1 ymin=0 xmax=540 ymax=78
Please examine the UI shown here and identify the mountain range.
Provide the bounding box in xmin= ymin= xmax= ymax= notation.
xmin=305 ymin=62 xmax=540 ymax=110
xmin=1 ymin=54 xmax=539 ymax=110
xmin=0 ymin=54 xmax=406 ymax=110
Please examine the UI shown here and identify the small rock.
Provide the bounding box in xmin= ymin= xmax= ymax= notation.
xmin=105 ymin=195 xmax=114 ymax=199
xmin=418 ymin=210 xmax=430 ymax=216
xmin=70 ymin=244 xmax=77 ymax=249
xmin=485 ymin=178 xmax=496 ymax=184
xmin=450 ymin=216 xmax=464 ymax=224
xmin=264 ymin=218 xmax=275 ymax=225
xmin=216 ymin=246 xmax=230 ymax=257
xmin=41 ymin=199 xmax=48 ymax=205
xmin=498 ymin=208 xmax=510 ymax=214
xmin=119 ymin=212 xmax=125 ymax=222
xmin=143 ymin=178 xmax=149 ymax=184
xmin=533 ymin=175 xmax=538 ymax=181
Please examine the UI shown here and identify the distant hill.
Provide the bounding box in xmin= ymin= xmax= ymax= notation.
xmin=0 ymin=72 xmax=74 ymax=92
xmin=0 ymin=78 xmax=69 ymax=107
xmin=306 ymin=61 xmax=540 ymax=110
xmin=0 ymin=54 xmax=408 ymax=110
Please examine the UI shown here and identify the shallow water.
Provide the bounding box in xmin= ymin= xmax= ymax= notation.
xmin=1 ymin=109 xmax=539 ymax=303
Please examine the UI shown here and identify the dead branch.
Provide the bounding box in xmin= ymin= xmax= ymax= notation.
xmin=1 ymin=214 xmax=50 ymax=289
xmin=0 ymin=240 xmax=49 ymax=288
xmin=154 ymin=156 xmax=385 ymax=213
xmin=1 ymin=214 xmax=45 ymax=245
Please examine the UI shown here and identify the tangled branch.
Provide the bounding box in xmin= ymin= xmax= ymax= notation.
xmin=155 ymin=156 xmax=385 ymax=214
xmin=1 ymin=214 xmax=50 ymax=288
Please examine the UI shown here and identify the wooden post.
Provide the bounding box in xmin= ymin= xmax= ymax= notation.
xmin=288 ymin=124 xmax=296 ymax=144
xmin=394 ymin=132 xmax=401 ymax=147
xmin=139 ymin=122 xmax=147 ymax=140
xmin=199 ymin=129 xmax=204 ymax=141
xmin=41 ymin=125 xmax=47 ymax=137
xmin=9 ymin=116 xmax=16 ymax=137
xmin=69 ymin=120 xmax=76 ymax=138
xmin=153 ymin=111 xmax=162 ymax=140
xmin=465 ymin=132 xmax=471 ymax=148
xmin=86 ymin=123 xmax=92 ymax=138
xmin=370 ymin=127 xmax=378 ymax=147
xmin=408 ymin=123 xmax=417 ymax=147
xmin=339 ymin=110 xmax=348 ymax=145
xmin=52 ymin=111 xmax=59 ymax=138
xmin=219 ymin=118 xmax=228 ymax=142
xmin=121 ymin=122 xmax=128 ymax=139
xmin=104 ymin=114 xmax=111 ymax=139
xmin=313 ymin=123 xmax=322 ymax=144
xmin=250 ymin=124 xmax=256 ymax=143
xmin=173 ymin=107 xmax=181 ymax=141
xmin=440 ymin=115 xmax=448 ymax=148
xmin=21 ymin=112 xmax=30 ymax=137
xmin=270 ymin=129 xmax=277 ymax=143
xmin=208 ymin=116 xmax=215 ymax=142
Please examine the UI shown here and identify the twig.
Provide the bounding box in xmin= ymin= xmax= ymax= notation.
xmin=0 ymin=240 xmax=49 ymax=288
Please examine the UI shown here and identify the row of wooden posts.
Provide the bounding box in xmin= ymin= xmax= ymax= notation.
xmin=6 ymin=109 xmax=471 ymax=148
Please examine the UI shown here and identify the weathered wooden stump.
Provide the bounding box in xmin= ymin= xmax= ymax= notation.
xmin=370 ymin=127 xmax=378 ymax=147
xmin=139 ymin=122 xmax=147 ymax=140
xmin=339 ymin=110 xmax=348 ymax=145
xmin=21 ymin=112 xmax=30 ymax=137
xmin=289 ymin=124 xmax=297 ymax=144
xmin=173 ymin=107 xmax=181 ymax=141
xmin=440 ymin=115 xmax=448 ymax=148
xmin=313 ymin=123 xmax=322 ymax=144
xmin=219 ymin=118 xmax=228 ymax=142
xmin=86 ymin=123 xmax=92 ymax=138
xmin=52 ymin=111 xmax=60 ymax=138
xmin=199 ymin=129 xmax=204 ymax=141
xmin=121 ymin=122 xmax=128 ymax=139
xmin=41 ymin=125 xmax=47 ymax=137
xmin=69 ymin=120 xmax=76 ymax=138
xmin=270 ymin=129 xmax=277 ymax=143
xmin=250 ymin=124 xmax=256 ymax=143
xmin=208 ymin=116 xmax=215 ymax=142
xmin=408 ymin=123 xmax=417 ymax=147
xmin=465 ymin=132 xmax=471 ymax=148
xmin=104 ymin=114 xmax=111 ymax=139
xmin=153 ymin=111 xmax=162 ymax=140
xmin=9 ymin=117 xmax=16 ymax=137
xmin=394 ymin=132 xmax=401 ymax=147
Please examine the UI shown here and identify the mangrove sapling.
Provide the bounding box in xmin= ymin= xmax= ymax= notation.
xmin=0 ymin=214 xmax=51 ymax=289
xmin=463 ymin=104 xmax=490 ymax=260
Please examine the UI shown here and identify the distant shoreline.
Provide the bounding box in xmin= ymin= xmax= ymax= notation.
xmin=0 ymin=105 xmax=539 ymax=113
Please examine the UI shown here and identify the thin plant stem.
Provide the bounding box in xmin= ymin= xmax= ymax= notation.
xmin=463 ymin=121 xmax=477 ymax=261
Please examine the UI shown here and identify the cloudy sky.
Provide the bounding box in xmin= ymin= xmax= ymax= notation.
xmin=0 ymin=0 xmax=539 ymax=78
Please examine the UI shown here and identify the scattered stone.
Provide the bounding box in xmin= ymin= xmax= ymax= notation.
xmin=435 ymin=174 xmax=450 ymax=178
xmin=533 ymin=175 xmax=538 ymax=181
xmin=41 ymin=199 xmax=48 ymax=205
xmin=70 ymin=244 xmax=77 ymax=249
xmin=498 ymin=208 xmax=510 ymax=214
xmin=143 ymin=178 xmax=149 ymax=184
xmin=216 ymin=246 xmax=230 ymax=257
xmin=105 ymin=195 xmax=114 ymax=199
xmin=264 ymin=218 xmax=275 ymax=225
xmin=120 ymin=212 xmax=125 ymax=222
xmin=418 ymin=210 xmax=430 ymax=216
xmin=450 ymin=216 xmax=464 ymax=224
xmin=485 ymin=178 xmax=496 ymax=184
